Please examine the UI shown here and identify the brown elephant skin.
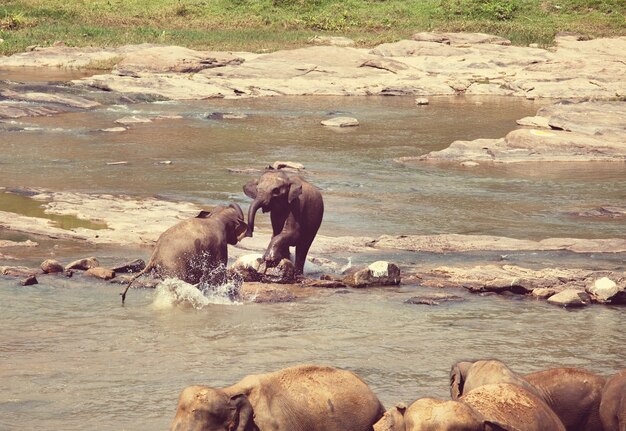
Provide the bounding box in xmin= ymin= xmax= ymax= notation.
xmin=244 ymin=171 xmax=323 ymax=274
xmin=600 ymin=369 xmax=626 ymax=431
xmin=170 ymin=364 xmax=385 ymax=431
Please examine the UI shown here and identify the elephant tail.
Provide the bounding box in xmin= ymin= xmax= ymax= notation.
xmin=119 ymin=263 xmax=153 ymax=305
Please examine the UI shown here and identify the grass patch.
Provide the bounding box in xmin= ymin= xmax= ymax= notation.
xmin=0 ymin=0 xmax=624 ymax=55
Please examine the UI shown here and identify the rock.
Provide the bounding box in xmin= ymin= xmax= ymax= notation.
xmin=101 ymin=127 xmax=127 ymax=133
xmin=85 ymin=267 xmax=116 ymax=280
xmin=230 ymin=254 xmax=264 ymax=282
xmin=106 ymin=161 xmax=128 ymax=166
xmin=415 ymin=97 xmax=429 ymax=105
xmin=65 ymin=257 xmax=99 ymax=271
xmin=343 ymin=261 xmax=401 ymax=288
xmin=270 ymin=161 xmax=305 ymax=171
xmin=1 ymin=266 xmax=37 ymax=277
xmin=41 ymin=259 xmax=65 ymax=274
xmin=21 ymin=275 xmax=38 ymax=286
xmin=532 ymin=288 xmax=556 ymax=299
xmin=411 ymin=32 xmax=511 ymax=46
xmin=304 ymin=278 xmax=347 ymax=288
xmin=239 ymin=282 xmax=298 ymax=303
xmin=115 ymin=46 xmax=244 ymax=74
xmin=309 ymin=36 xmax=355 ymax=47
xmin=115 ymin=116 xmax=152 ymax=125
xmin=404 ymin=292 xmax=464 ymax=305
xmin=460 ymin=161 xmax=479 ymax=167
xmin=111 ymin=259 xmax=146 ymax=274
xmin=206 ymin=112 xmax=248 ymax=120
xmin=586 ymin=277 xmax=622 ymax=302
xmin=321 ymin=117 xmax=359 ymax=127
xmin=0 ymin=89 xmax=101 ymax=109
xmin=262 ymin=258 xmax=296 ymax=284
xmin=547 ymin=289 xmax=591 ymax=307
xmin=516 ymin=116 xmax=550 ymax=128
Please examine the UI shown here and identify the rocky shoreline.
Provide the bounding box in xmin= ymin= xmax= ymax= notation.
xmin=1 ymin=32 xmax=625 ymax=307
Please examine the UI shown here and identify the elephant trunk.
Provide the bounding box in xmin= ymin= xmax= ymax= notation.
xmin=246 ymin=199 xmax=263 ymax=237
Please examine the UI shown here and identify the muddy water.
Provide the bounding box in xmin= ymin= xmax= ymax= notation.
xmin=1 ymin=80 xmax=625 ymax=431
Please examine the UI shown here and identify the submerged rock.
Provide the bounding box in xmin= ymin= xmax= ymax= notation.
xmin=112 ymin=259 xmax=146 ymax=274
xmin=404 ymin=292 xmax=464 ymax=305
xmin=547 ymin=289 xmax=591 ymax=307
xmin=65 ymin=257 xmax=99 ymax=271
xmin=85 ymin=267 xmax=116 ymax=280
xmin=21 ymin=275 xmax=38 ymax=286
xmin=321 ymin=117 xmax=359 ymax=127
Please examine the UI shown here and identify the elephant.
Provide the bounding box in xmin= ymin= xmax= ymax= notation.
xmin=599 ymin=368 xmax=626 ymax=431
xmin=120 ymin=203 xmax=247 ymax=303
xmin=451 ymin=360 xmax=607 ymax=431
xmin=243 ymin=170 xmax=324 ymax=274
xmin=524 ymin=367 xmax=606 ymax=431
xmin=450 ymin=360 xmax=538 ymax=400
xmin=169 ymin=364 xmax=385 ymax=431
xmin=374 ymin=383 xmax=565 ymax=431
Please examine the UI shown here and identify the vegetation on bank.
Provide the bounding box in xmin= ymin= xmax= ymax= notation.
xmin=0 ymin=0 xmax=624 ymax=55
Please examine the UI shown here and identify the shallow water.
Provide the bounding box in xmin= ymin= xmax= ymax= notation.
xmin=1 ymin=72 xmax=625 ymax=430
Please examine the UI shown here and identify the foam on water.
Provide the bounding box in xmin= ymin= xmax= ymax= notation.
xmin=152 ymin=278 xmax=241 ymax=310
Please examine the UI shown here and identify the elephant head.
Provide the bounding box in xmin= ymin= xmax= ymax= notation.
xmin=170 ymin=385 xmax=255 ymax=431
xmin=198 ymin=203 xmax=248 ymax=245
xmin=243 ymin=171 xmax=303 ymax=237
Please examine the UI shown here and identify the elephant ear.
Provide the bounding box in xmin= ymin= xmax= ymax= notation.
xmin=228 ymin=393 xmax=254 ymax=431
xmin=243 ymin=179 xmax=259 ymax=199
xmin=450 ymin=362 xmax=471 ymax=400
xmin=288 ymin=177 xmax=303 ymax=203
xmin=484 ymin=420 xmax=519 ymax=431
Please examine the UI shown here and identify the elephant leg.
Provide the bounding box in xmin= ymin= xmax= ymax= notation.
xmin=263 ymin=234 xmax=293 ymax=266
xmin=294 ymin=237 xmax=314 ymax=274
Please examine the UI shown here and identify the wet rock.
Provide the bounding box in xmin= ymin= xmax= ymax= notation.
xmin=206 ymin=112 xmax=248 ymax=120
xmin=547 ymin=289 xmax=591 ymax=308
xmin=261 ymin=258 xmax=296 ymax=284
xmin=0 ymin=89 xmax=100 ymax=109
xmin=85 ymin=267 xmax=116 ymax=280
xmin=0 ymin=104 xmax=63 ymax=119
xmin=304 ymin=277 xmax=347 ymax=288
xmin=571 ymin=206 xmax=626 ymax=219
xmin=532 ymin=288 xmax=556 ymax=299
xmin=101 ymin=127 xmax=127 ymax=133
xmin=321 ymin=117 xmax=359 ymax=127
xmin=415 ymin=97 xmax=429 ymax=105
xmin=405 ymin=292 xmax=464 ymax=305
xmin=230 ymin=254 xmax=264 ymax=282
xmin=343 ymin=261 xmax=401 ymax=288
xmin=239 ymin=282 xmax=297 ymax=303
xmin=41 ymin=259 xmax=65 ymax=274
xmin=65 ymin=257 xmax=99 ymax=271
xmin=586 ymin=277 xmax=623 ymax=302
xmin=111 ymin=259 xmax=145 ymax=274
xmin=1 ymin=266 xmax=37 ymax=277
xmin=21 ymin=275 xmax=38 ymax=286
xmin=115 ymin=115 xmax=152 ymax=125
xmin=270 ymin=161 xmax=305 ymax=171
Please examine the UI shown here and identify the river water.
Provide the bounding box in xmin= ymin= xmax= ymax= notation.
xmin=0 ymin=77 xmax=625 ymax=430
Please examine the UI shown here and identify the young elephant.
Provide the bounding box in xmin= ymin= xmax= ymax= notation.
xmin=170 ymin=364 xmax=385 ymax=431
xmin=599 ymin=368 xmax=626 ymax=431
xmin=120 ymin=203 xmax=247 ymax=303
xmin=375 ymin=383 xmax=566 ymax=431
xmin=244 ymin=170 xmax=324 ymax=274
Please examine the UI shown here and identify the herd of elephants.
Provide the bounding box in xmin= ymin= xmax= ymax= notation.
xmin=113 ymin=168 xmax=626 ymax=430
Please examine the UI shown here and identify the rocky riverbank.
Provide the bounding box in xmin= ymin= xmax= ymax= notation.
xmin=1 ymin=32 xmax=624 ymax=307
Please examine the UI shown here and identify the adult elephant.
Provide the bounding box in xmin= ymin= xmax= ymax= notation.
xmin=244 ymin=171 xmax=323 ymax=274
xmin=169 ymin=364 xmax=385 ymax=431
xmin=374 ymin=383 xmax=565 ymax=431
xmin=451 ymin=360 xmax=607 ymax=431
xmin=599 ymin=368 xmax=626 ymax=431
xmin=120 ymin=203 xmax=247 ymax=303
xmin=525 ymin=367 xmax=606 ymax=431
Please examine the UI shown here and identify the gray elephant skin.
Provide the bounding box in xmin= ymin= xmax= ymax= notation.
xmin=600 ymin=368 xmax=626 ymax=431
xmin=374 ymin=382 xmax=565 ymax=431
xmin=244 ymin=171 xmax=324 ymax=274
xmin=169 ymin=364 xmax=385 ymax=431
xmin=121 ymin=203 xmax=247 ymax=303
xmin=451 ymin=359 xmax=607 ymax=431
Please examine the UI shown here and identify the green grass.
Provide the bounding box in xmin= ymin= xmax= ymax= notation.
xmin=0 ymin=0 xmax=624 ymax=55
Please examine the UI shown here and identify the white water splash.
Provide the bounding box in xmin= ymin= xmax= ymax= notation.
xmin=152 ymin=278 xmax=241 ymax=310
